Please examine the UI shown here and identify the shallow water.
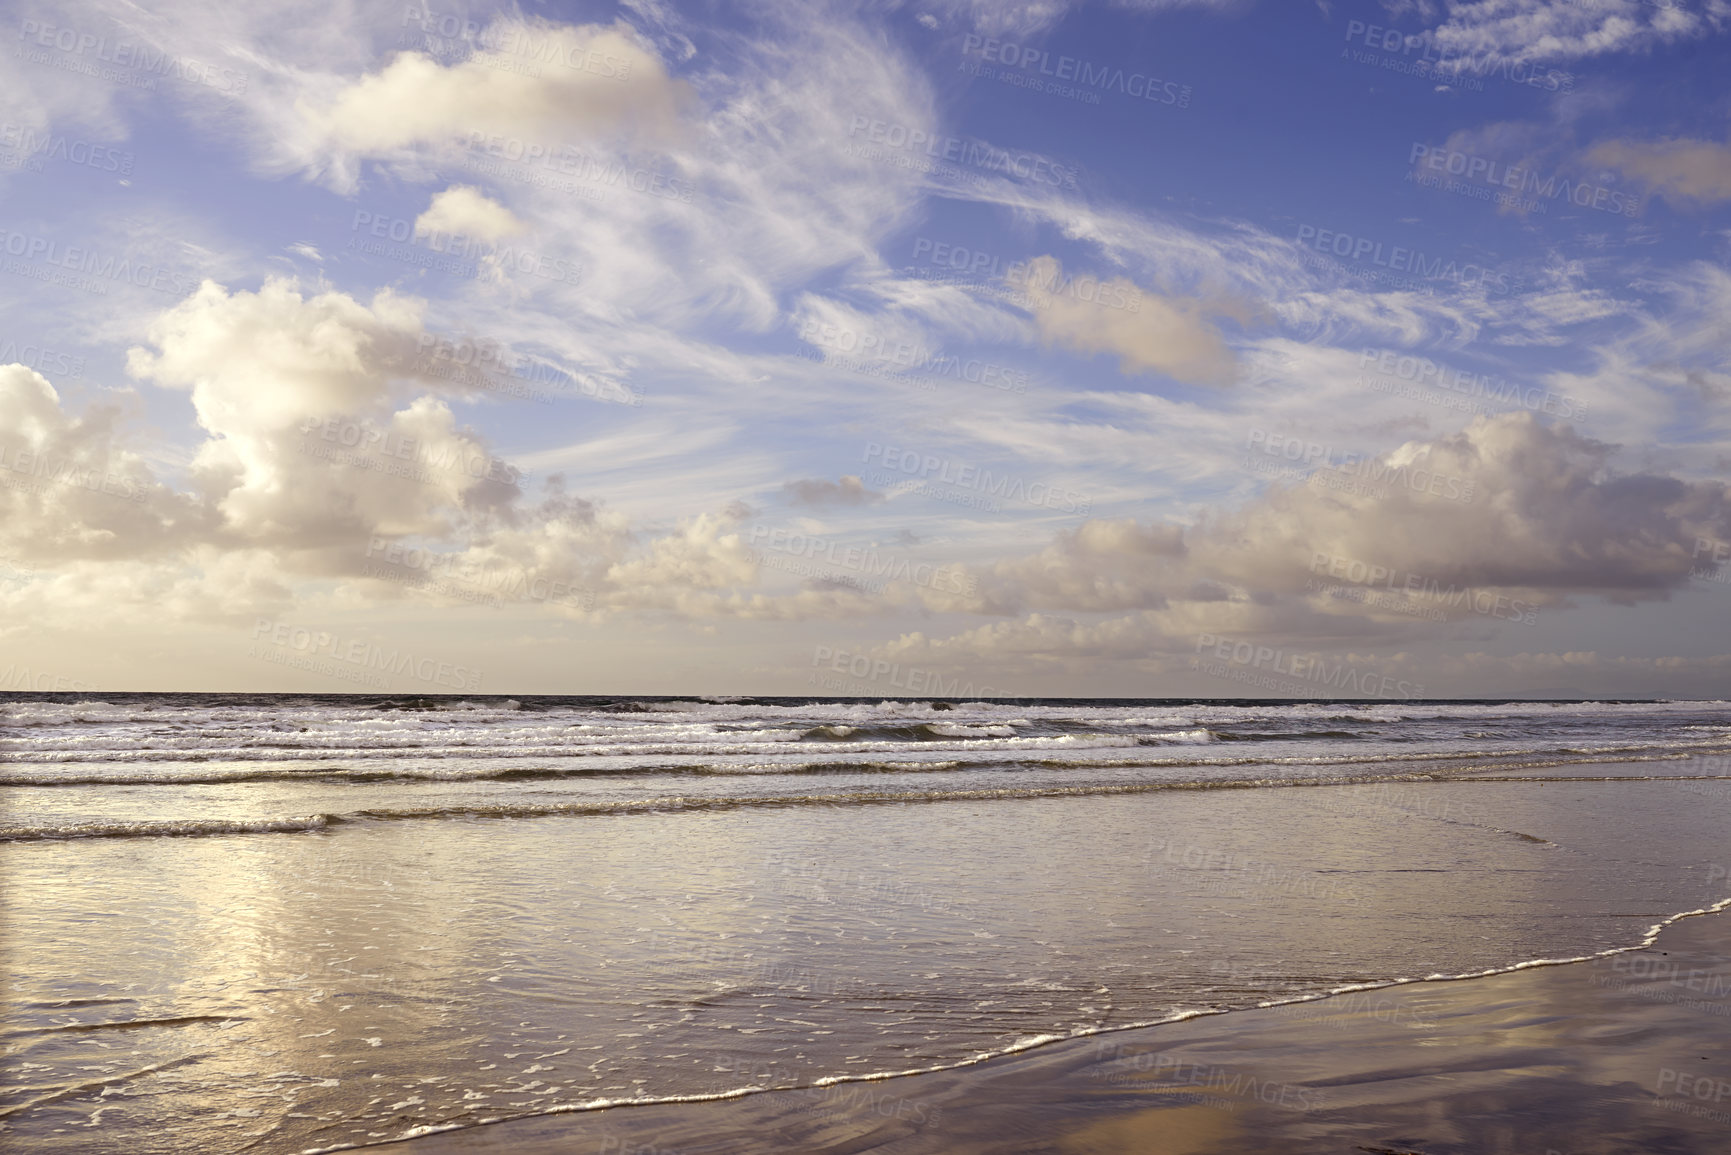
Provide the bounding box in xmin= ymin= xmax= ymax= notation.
xmin=2 ymin=695 xmax=1728 ymax=1152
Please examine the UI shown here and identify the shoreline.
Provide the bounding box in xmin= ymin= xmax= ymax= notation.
xmin=376 ymin=901 xmax=1731 ymax=1154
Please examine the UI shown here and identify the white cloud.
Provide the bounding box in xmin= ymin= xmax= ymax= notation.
xmin=415 ymin=186 xmax=525 ymax=242
xmin=300 ymin=20 xmax=686 ymax=184
xmin=1019 ymin=256 xmax=1246 ymax=385
xmin=890 ymin=412 xmax=1731 ymax=664
xmin=0 ymin=365 xmax=203 ymax=566
xmin=1420 ymin=0 xmax=1727 ymax=64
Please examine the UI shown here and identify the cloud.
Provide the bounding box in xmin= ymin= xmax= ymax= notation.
xmin=917 ymin=0 xmax=1077 ymax=37
xmin=5 ymin=278 xmax=876 ymax=626
xmin=782 ymin=475 xmax=884 ymax=506
xmin=983 ymin=519 xmax=1189 ymax=612
xmin=1017 ymin=256 xmax=1245 ymax=386
xmin=1589 ymin=136 xmax=1731 ymax=207
xmin=922 ymin=0 xmax=1241 ymax=38
xmin=880 ymin=611 xmax=1179 ymax=669
xmin=1420 ymin=0 xmax=1725 ymax=64
xmin=127 ymin=279 xmax=424 ymax=436
xmin=299 ymin=20 xmax=686 ymax=184
xmin=1193 ymin=412 xmax=1729 ymax=604
xmin=0 ymin=365 xmax=205 ymax=566
xmin=415 ymin=186 xmax=525 ymax=242
xmin=604 ymin=511 xmax=758 ymax=604
xmin=902 ymin=412 xmax=1731 ymax=663
xmin=123 ymin=279 xmax=523 ymax=557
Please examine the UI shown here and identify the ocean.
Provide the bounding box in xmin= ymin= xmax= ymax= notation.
xmin=2 ymin=694 xmax=1728 ymax=1153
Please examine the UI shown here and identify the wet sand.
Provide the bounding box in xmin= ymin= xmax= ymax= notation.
xmin=383 ymin=905 xmax=1731 ymax=1155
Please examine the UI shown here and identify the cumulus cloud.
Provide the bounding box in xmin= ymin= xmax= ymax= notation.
xmin=298 ymin=20 xmax=686 ymax=183
xmin=899 ymin=412 xmax=1731 ymax=665
xmin=127 ymin=279 xmax=426 ymax=436
xmin=782 ymin=475 xmax=884 ymax=506
xmin=983 ymin=519 xmax=1189 ymax=612
xmin=3 ymin=278 xmax=860 ymax=626
xmin=1589 ymin=136 xmax=1731 ymax=207
xmin=604 ymin=511 xmax=758 ymax=608
xmin=415 ymin=186 xmax=526 ymax=242
xmin=1017 ymin=256 xmax=1245 ymax=386
xmin=123 ymin=279 xmax=523 ymax=555
xmin=1195 ymin=412 xmax=1729 ymax=603
xmin=0 ymin=365 xmax=205 ymax=566
xmin=0 ymin=280 xmax=614 ymax=626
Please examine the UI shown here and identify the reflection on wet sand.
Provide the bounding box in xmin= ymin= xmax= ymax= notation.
xmin=385 ymin=907 xmax=1731 ymax=1154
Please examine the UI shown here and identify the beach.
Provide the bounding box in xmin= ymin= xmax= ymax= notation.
xmin=382 ymin=904 xmax=1731 ymax=1154
xmin=2 ymin=695 xmax=1728 ymax=1153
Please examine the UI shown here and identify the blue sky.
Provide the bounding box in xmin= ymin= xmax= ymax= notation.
xmin=1 ymin=0 xmax=1729 ymax=697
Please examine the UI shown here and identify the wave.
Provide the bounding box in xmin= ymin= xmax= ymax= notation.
xmin=0 ymin=815 xmax=332 ymax=841
xmin=0 ymin=769 xmax=1613 ymax=840
xmin=12 ymin=763 xmax=1731 ymax=841
xmin=1216 ymin=729 xmax=1360 ymax=741
xmin=0 ymin=759 xmax=987 ymax=787
xmin=6 ymin=740 xmax=1728 ymax=788
xmin=303 ymin=896 xmax=1731 ymax=1154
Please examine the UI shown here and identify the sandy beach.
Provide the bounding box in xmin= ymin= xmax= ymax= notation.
xmin=382 ymin=905 xmax=1731 ymax=1155
xmin=6 ymin=699 xmax=1728 ymax=1154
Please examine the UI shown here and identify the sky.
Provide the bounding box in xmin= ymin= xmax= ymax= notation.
xmin=0 ymin=0 xmax=1729 ymax=698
